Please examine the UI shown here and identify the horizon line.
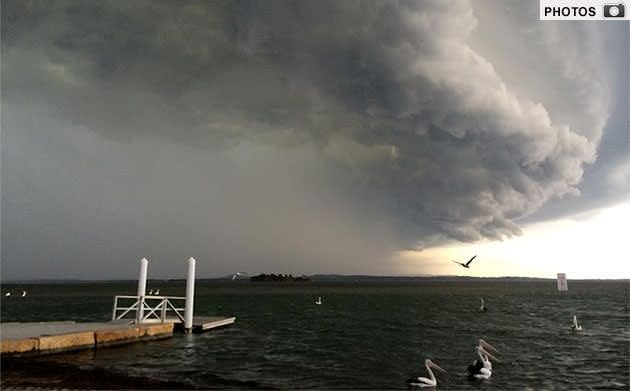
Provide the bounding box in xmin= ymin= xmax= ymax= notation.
xmin=2 ymin=274 xmax=629 ymax=283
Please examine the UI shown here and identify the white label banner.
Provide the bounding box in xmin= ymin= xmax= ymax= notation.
xmin=540 ymin=0 xmax=629 ymax=20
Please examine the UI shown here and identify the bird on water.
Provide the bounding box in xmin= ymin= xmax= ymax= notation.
xmin=467 ymin=339 xmax=499 ymax=380
xmin=407 ymin=359 xmax=447 ymax=388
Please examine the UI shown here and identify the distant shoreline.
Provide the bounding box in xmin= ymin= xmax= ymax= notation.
xmin=249 ymin=273 xmax=310 ymax=282
xmin=2 ymin=275 xmax=628 ymax=284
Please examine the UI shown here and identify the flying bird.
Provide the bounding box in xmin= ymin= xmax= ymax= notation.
xmin=406 ymin=359 xmax=447 ymax=388
xmin=452 ymin=255 xmax=477 ymax=269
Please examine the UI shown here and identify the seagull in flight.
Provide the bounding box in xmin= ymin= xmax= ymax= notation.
xmin=452 ymin=255 xmax=477 ymax=269
xmin=232 ymin=272 xmax=248 ymax=280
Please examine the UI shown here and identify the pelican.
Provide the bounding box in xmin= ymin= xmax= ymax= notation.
xmin=480 ymin=298 xmax=487 ymax=312
xmin=154 ymin=289 xmax=160 ymax=295
xmin=4 ymin=292 xmax=10 ymax=297
xmin=478 ymin=339 xmax=498 ymax=371
xmin=232 ymin=272 xmax=248 ymax=280
xmin=571 ymin=315 xmax=582 ymax=331
xmin=315 ymin=296 xmax=322 ymax=305
xmin=467 ymin=340 xmax=499 ymax=380
xmin=21 ymin=290 xmax=27 ymax=297
xmin=407 ymin=359 xmax=447 ymax=388
xmin=148 ymin=289 xmax=154 ymax=295
xmin=452 ymin=255 xmax=477 ymax=269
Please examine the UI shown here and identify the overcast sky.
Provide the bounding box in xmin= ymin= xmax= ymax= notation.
xmin=2 ymin=0 xmax=628 ymax=280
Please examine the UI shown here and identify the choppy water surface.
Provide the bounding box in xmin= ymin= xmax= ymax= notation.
xmin=2 ymin=279 xmax=628 ymax=389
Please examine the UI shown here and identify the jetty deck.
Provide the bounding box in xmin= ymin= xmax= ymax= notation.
xmin=184 ymin=316 xmax=236 ymax=333
xmin=0 ymin=320 xmax=174 ymax=357
xmin=143 ymin=316 xmax=237 ymax=333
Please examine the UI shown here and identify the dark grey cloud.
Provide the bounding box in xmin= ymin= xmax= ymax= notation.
xmin=1 ymin=0 xmax=624 ymax=278
xmin=468 ymin=0 xmax=629 ymax=224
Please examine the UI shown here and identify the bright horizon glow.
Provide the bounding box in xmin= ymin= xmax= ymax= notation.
xmin=395 ymin=201 xmax=630 ymax=279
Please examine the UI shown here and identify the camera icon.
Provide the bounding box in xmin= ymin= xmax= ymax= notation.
xmin=603 ymin=3 xmax=625 ymax=17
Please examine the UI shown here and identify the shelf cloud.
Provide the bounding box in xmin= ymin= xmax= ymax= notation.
xmin=2 ymin=1 xmax=623 ymax=278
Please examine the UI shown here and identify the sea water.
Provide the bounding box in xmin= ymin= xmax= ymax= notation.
xmin=1 ymin=279 xmax=628 ymax=389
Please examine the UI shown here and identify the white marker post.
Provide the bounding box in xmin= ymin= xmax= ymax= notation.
xmin=557 ymin=273 xmax=568 ymax=291
xmin=184 ymin=257 xmax=196 ymax=333
xmin=136 ymin=258 xmax=148 ymax=323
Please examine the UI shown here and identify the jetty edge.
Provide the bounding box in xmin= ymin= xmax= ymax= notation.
xmin=0 ymin=321 xmax=174 ymax=357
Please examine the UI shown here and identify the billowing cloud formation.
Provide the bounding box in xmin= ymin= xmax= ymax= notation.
xmin=1 ymin=1 xmax=614 ymax=277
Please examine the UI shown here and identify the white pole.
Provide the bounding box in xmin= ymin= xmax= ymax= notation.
xmin=136 ymin=257 xmax=148 ymax=323
xmin=184 ymin=257 xmax=196 ymax=333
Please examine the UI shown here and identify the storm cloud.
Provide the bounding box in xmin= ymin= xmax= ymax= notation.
xmin=1 ymin=0 xmax=622 ymax=278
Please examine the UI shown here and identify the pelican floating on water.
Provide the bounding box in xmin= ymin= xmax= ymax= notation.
xmin=4 ymin=292 xmax=10 ymax=297
xmin=407 ymin=359 xmax=447 ymax=388
xmin=452 ymin=255 xmax=477 ymax=269
xmin=467 ymin=339 xmax=499 ymax=380
xmin=480 ymin=298 xmax=487 ymax=312
xmin=148 ymin=289 xmax=154 ymax=295
xmin=154 ymin=289 xmax=160 ymax=295
xmin=315 ymin=296 xmax=322 ymax=305
xmin=571 ymin=315 xmax=582 ymax=331
xmin=21 ymin=290 xmax=27 ymax=297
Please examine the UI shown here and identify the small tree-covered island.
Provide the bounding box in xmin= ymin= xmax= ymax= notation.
xmin=249 ymin=274 xmax=310 ymax=282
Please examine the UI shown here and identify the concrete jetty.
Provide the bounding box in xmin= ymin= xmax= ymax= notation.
xmin=1 ymin=321 xmax=174 ymax=357
xmin=2 ymin=257 xmax=236 ymax=357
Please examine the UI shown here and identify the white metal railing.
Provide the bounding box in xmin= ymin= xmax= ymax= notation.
xmin=112 ymin=295 xmax=186 ymax=324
